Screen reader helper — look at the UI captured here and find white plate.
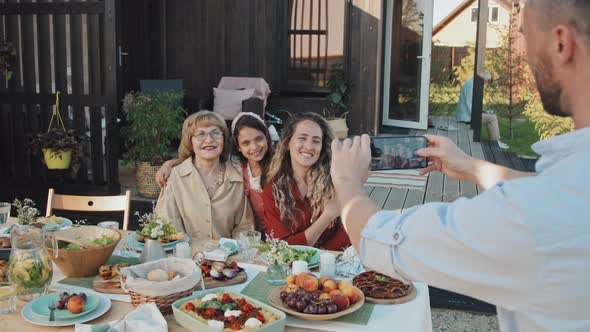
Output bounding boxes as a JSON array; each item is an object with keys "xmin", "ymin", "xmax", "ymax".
[{"xmin": 21, "ymin": 291, "xmax": 111, "ymax": 327}]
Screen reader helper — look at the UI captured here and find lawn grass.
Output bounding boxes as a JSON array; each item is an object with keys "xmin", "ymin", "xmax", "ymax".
[
  {"xmin": 430, "ymin": 84, "xmax": 540, "ymax": 157},
  {"xmin": 480, "ymin": 115, "xmax": 540, "ymax": 157}
]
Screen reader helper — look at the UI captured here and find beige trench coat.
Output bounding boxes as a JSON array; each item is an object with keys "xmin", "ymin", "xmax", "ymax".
[{"xmin": 155, "ymin": 158, "xmax": 254, "ymax": 240}]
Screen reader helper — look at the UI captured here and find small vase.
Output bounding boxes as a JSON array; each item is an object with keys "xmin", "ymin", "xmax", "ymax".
[
  {"xmin": 266, "ymin": 261, "xmax": 287, "ymax": 286},
  {"xmin": 139, "ymin": 239, "xmax": 167, "ymax": 263}
]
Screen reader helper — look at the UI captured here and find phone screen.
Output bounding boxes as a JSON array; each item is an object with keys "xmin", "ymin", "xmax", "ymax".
[{"xmin": 370, "ymin": 136, "xmax": 428, "ymax": 170}]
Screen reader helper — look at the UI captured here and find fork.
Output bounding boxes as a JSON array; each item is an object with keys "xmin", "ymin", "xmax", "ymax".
[{"xmin": 48, "ymin": 300, "xmax": 56, "ymax": 322}]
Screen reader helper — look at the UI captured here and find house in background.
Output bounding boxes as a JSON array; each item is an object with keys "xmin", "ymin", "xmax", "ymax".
[
  {"xmin": 433, "ymin": 0, "xmax": 515, "ymax": 49},
  {"xmin": 430, "ymin": 0, "xmax": 524, "ymax": 82}
]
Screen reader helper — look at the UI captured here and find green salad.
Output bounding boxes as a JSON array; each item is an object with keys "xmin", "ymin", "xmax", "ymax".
[
  {"xmin": 61, "ymin": 235, "xmax": 116, "ymax": 250},
  {"xmin": 285, "ymin": 247, "xmax": 316, "ymax": 263}
]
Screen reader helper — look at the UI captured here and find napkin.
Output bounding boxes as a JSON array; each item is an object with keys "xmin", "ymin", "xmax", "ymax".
[
  {"xmin": 75, "ymin": 303, "xmax": 166, "ymax": 332},
  {"xmin": 218, "ymin": 238, "xmax": 239, "ymax": 255},
  {"xmin": 204, "ymin": 248, "xmax": 229, "ymax": 262},
  {"xmin": 0, "ymin": 224, "xmax": 14, "ymax": 235},
  {"xmin": 336, "ymin": 246, "xmax": 365, "ymax": 277}
]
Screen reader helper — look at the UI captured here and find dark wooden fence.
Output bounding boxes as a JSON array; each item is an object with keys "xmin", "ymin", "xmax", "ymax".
[{"xmin": 0, "ymin": 0, "xmax": 119, "ymax": 196}]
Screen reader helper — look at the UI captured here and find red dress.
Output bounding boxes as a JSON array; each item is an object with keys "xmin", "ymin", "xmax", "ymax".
[{"xmin": 262, "ymin": 182, "xmax": 351, "ymax": 251}]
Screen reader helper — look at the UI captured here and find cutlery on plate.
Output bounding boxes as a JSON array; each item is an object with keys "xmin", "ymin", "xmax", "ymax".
[{"xmin": 48, "ymin": 300, "xmax": 56, "ymax": 322}]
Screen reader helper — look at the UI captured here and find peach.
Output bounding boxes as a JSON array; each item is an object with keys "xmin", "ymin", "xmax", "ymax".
[
  {"xmin": 302, "ymin": 277, "xmax": 319, "ymax": 292},
  {"xmin": 331, "ymin": 294, "xmax": 350, "ymax": 311},
  {"xmin": 342, "ymin": 286, "xmax": 363, "ymax": 304},
  {"xmin": 295, "ymin": 273, "xmax": 309, "ymax": 288},
  {"xmin": 328, "ymin": 289, "xmax": 342, "ymax": 297},
  {"xmin": 319, "ymin": 292, "xmax": 331, "ymax": 300},
  {"xmin": 66, "ymin": 295, "xmax": 86, "ymax": 314},
  {"xmin": 338, "ymin": 280, "xmax": 353, "ymax": 291},
  {"xmin": 286, "ymin": 274, "xmax": 297, "ymax": 286},
  {"xmin": 318, "ymin": 276, "xmax": 330, "ymax": 285},
  {"xmin": 322, "ymin": 278, "xmax": 338, "ymax": 293}
]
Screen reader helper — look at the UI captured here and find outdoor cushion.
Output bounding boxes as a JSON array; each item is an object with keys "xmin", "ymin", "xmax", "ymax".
[{"xmin": 213, "ymin": 88, "xmax": 255, "ymax": 120}]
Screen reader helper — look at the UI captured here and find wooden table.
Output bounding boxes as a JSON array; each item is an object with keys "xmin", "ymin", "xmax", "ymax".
[{"xmin": 0, "ymin": 217, "xmax": 322, "ymax": 331}]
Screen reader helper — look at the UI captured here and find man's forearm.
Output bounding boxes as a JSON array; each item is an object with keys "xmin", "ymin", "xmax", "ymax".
[
  {"xmin": 472, "ymin": 159, "xmax": 535, "ymax": 190},
  {"xmin": 334, "ymin": 180, "xmax": 380, "ymax": 253}
]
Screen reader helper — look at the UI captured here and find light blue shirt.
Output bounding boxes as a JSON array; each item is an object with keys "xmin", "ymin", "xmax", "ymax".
[
  {"xmin": 456, "ymin": 78, "xmax": 474, "ymax": 122},
  {"xmin": 360, "ymin": 127, "xmax": 590, "ymax": 332}
]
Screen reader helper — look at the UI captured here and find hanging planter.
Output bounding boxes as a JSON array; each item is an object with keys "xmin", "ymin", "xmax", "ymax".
[
  {"xmin": 0, "ymin": 41, "xmax": 17, "ymax": 81},
  {"xmin": 42, "ymin": 148, "xmax": 72, "ymax": 169},
  {"xmin": 29, "ymin": 91, "xmax": 88, "ymax": 172}
]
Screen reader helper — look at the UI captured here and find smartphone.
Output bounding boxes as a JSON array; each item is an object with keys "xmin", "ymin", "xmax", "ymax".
[{"xmin": 370, "ymin": 136, "xmax": 428, "ymax": 170}]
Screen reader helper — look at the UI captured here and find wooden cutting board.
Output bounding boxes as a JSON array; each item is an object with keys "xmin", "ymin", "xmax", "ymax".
[
  {"xmin": 92, "ymin": 276, "xmax": 127, "ymax": 294},
  {"xmin": 195, "ymin": 270, "xmax": 248, "ymax": 290},
  {"xmin": 92, "ymin": 270, "xmax": 248, "ymax": 294},
  {"xmin": 363, "ymin": 284, "xmax": 417, "ymax": 305}
]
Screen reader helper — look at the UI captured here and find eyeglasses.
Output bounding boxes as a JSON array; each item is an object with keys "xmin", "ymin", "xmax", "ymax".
[{"xmin": 192, "ymin": 130, "xmax": 223, "ymax": 142}]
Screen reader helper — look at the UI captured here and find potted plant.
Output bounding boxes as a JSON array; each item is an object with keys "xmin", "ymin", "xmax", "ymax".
[
  {"xmin": 0, "ymin": 41, "xmax": 17, "ymax": 80},
  {"xmin": 29, "ymin": 92, "xmax": 89, "ymax": 171},
  {"xmin": 323, "ymin": 64, "xmax": 352, "ymax": 139},
  {"xmin": 122, "ymin": 90, "xmax": 186, "ymax": 198}
]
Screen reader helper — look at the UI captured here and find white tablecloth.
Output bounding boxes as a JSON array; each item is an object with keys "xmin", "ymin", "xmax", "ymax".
[{"xmin": 52, "ymin": 262, "xmax": 432, "ymax": 332}]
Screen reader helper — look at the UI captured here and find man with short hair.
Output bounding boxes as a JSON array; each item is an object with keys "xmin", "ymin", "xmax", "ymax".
[{"xmin": 331, "ymin": 1, "xmax": 590, "ymax": 330}]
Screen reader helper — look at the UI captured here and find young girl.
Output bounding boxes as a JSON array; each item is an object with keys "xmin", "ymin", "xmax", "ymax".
[
  {"xmin": 156, "ymin": 112, "xmax": 273, "ymax": 233},
  {"xmin": 262, "ymin": 112, "xmax": 350, "ymax": 250},
  {"xmin": 230, "ymin": 112, "xmax": 273, "ymax": 233}
]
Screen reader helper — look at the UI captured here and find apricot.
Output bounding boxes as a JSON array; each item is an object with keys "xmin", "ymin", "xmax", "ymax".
[
  {"xmin": 342, "ymin": 286, "xmax": 363, "ymax": 304},
  {"xmin": 295, "ymin": 273, "xmax": 309, "ymax": 288},
  {"xmin": 322, "ymin": 278, "xmax": 338, "ymax": 293},
  {"xmin": 338, "ymin": 280, "xmax": 353, "ymax": 291},
  {"xmin": 66, "ymin": 295, "xmax": 86, "ymax": 314},
  {"xmin": 328, "ymin": 289, "xmax": 342, "ymax": 297},
  {"xmin": 319, "ymin": 292, "xmax": 331, "ymax": 300},
  {"xmin": 302, "ymin": 277, "xmax": 319, "ymax": 292},
  {"xmin": 331, "ymin": 294, "xmax": 350, "ymax": 311},
  {"xmin": 318, "ymin": 276, "xmax": 330, "ymax": 285},
  {"xmin": 286, "ymin": 274, "xmax": 297, "ymax": 286}
]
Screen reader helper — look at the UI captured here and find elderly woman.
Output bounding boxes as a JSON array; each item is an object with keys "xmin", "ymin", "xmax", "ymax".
[{"xmin": 155, "ymin": 111, "xmax": 254, "ymax": 240}]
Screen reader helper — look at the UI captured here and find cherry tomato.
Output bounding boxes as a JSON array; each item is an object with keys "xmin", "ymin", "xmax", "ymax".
[
  {"xmin": 241, "ymin": 303, "xmax": 253, "ymax": 312},
  {"xmin": 256, "ymin": 314, "xmax": 266, "ymax": 323},
  {"xmin": 229, "ymin": 261, "xmax": 238, "ymax": 269},
  {"xmin": 184, "ymin": 302, "xmax": 195, "ymax": 311},
  {"xmin": 231, "ymin": 322, "xmax": 242, "ymax": 330}
]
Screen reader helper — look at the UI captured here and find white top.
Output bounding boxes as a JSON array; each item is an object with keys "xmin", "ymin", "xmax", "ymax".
[{"xmin": 360, "ymin": 127, "xmax": 590, "ymax": 332}]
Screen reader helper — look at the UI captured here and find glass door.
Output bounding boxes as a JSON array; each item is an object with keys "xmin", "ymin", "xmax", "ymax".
[{"xmin": 382, "ymin": 0, "xmax": 433, "ymax": 129}]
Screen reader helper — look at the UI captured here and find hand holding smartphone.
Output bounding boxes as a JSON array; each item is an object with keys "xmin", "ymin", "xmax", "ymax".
[{"xmin": 370, "ymin": 136, "xmax": 428, "ymax": 170}]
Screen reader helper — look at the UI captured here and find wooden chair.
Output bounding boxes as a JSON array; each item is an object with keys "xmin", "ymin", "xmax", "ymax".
[{"xmin": 46, "ymin": 189, "xmax": 132, "ymax": 230}]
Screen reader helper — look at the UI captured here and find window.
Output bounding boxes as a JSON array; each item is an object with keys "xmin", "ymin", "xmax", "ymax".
[
  {"xmin": 490, "ymin": 7, "xmax": 499, "ymax": 22},
  {"xmin": 470, "ymin": 8, "xmax": 478, "ymax": 23},
  {"xmin": 470, "ymin": 6, "xmax": 500, "ymax": 23},
  {"xmin": 286, "ymin": 0, "xmax": 348, "ymax": 92}
]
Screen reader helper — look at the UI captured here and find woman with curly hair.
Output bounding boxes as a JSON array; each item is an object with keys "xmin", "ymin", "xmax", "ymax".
[{"xmin": 262, "ymin": 112, "xmax": 351, "ymax": 250}]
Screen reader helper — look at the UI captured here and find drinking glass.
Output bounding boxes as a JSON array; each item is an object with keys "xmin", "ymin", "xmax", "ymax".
[
  {"xmin": 0, "ymin": 281, "xmax": 16, "ymax": 314},
  {"xmin": 0, "ymin": 203, "xmax": 10, "ymax": 225},
  {"xmin": 238, "ymin": 230, "xmax": 261, "ymax": 263}
]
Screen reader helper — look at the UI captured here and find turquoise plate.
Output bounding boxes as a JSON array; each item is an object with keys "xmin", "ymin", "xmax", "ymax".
[
  {"xmin": 127, "ymin": 233, "xmax": 188, "ymax": 251},
  {"xmin": 289, "ymin": 245, "xmax": 322, "ymax": 268},
  {"xmin": 38, "ymin": 217, "xmax": 73, "ymax": 231},
  {"xmin": 22, "ymin": 292, "xmax": 111, "ymax": 327},
  {"xmin": 30, "ymin": 291, "xmax": 100, "ymax": 320}
]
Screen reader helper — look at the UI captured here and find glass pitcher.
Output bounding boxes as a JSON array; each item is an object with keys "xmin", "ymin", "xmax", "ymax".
[{"xmin": 8, "ymin": 226, "xmax": 53, "ymax": 301}]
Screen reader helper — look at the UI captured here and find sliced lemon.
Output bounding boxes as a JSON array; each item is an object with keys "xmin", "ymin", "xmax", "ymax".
[{"xmin": 0, "ymin": 285, "xmax": 16, "ymax": 299}]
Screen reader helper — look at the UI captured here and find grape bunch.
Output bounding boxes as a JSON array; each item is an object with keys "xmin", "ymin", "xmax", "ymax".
[
  {"xmin": 56, "ymin": 292, "xmax": 87, "ymax": 310},
  {"xmin": 280, "ymin": 290, "xmax": 339, "ymax": 315}
]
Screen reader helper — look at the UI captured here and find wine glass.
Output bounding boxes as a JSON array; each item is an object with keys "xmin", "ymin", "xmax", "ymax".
[{"xmin": 238, "ymin": 230, "xmax": 261, "ymax": 263}]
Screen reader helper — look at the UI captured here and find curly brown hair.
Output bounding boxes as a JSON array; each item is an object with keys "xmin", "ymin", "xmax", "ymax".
[
  {"xmin": 266, "ymin": 112, "xmax": 335, "ymax": 230},
  {"xmin": 178, "ymin": 111, "xmax": 230, "ymax": 162}
]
